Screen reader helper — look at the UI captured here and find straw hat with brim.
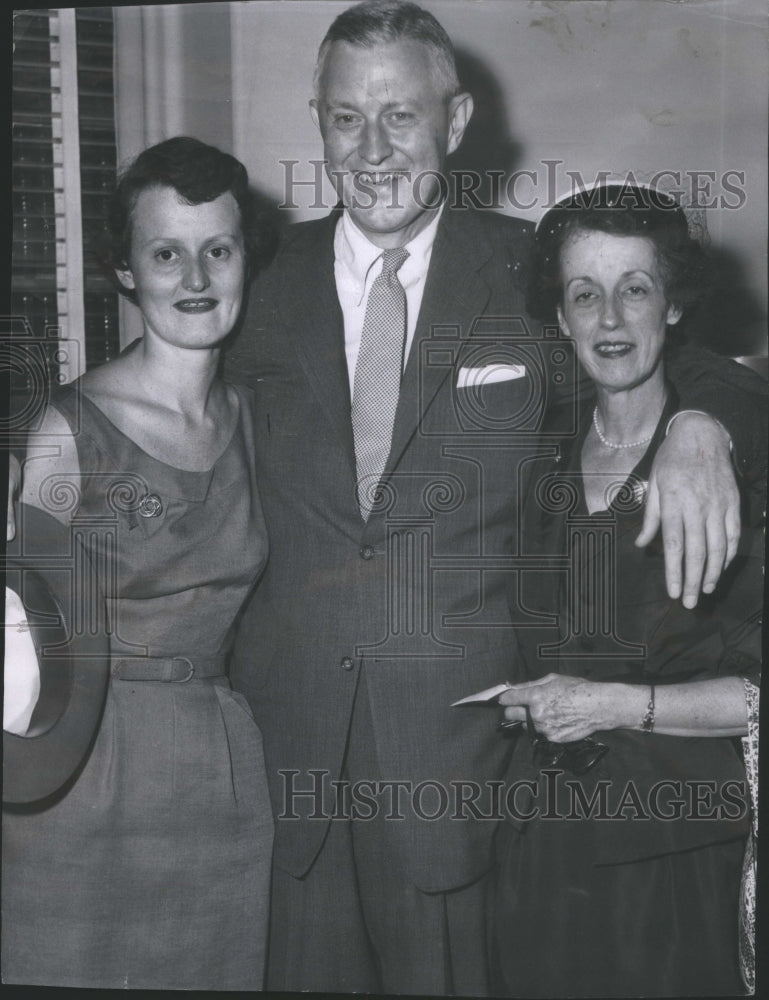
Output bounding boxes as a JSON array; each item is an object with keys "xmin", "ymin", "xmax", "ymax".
[{"xmin": 3, "ymin": 503, "xmax": 110, "ymax": 804}]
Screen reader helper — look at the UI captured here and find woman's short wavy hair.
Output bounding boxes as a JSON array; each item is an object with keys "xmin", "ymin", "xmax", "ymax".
[
  {"xmin": 527, "ymin": 184, "xmax": 712, "ymax": 325},
  {"xmin": 102, "ymin": 137, "xmax": 265, "ymax": 298}
]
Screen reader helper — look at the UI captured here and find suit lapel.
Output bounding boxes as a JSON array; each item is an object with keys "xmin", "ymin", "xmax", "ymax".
[
  {"xmin": 274, "ymin": 210, "xmax": 498, "ymax": 488},
  {"xmin": 387, "ymin": 210, "xmax": 494, "ymax": 473},
  {"xmin": 277, "ymin": 212, "xmax": 356, "ymax": 473}
]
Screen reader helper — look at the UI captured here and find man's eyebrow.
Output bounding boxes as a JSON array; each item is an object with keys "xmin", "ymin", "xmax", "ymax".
[{"xmin": 324, "ymin": 98, "xmax": 419, "ymax": 111}]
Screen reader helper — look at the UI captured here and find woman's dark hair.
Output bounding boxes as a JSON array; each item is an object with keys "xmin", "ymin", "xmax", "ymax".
[
  {"xmin": 102, "ymin": 137, "xmax": 267, "ymax": 297},
  {"xmin": 527, "ymin": 184, "xmax": 712, "ymax": 325}
]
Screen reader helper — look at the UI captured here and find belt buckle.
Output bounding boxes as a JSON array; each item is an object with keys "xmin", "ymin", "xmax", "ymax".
[{"xmin": 174, "ymin": 656, "xmax": 195, "ymax": 682}]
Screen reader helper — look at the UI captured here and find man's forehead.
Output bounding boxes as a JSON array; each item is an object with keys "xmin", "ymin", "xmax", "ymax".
[{"xmin": 319, "ymin": 38, "xmax": 439, "ymax": 100}]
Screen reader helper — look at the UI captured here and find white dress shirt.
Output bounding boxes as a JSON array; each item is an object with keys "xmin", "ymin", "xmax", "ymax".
[{"xmin": 334, "ymin": 206, "xmax": 443, "ymax": 396}]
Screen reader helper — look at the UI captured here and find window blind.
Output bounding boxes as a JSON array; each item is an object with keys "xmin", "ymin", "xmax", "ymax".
[{"xmin": 11, "ymin": 6, "xmax": 119, "ymax": 420}]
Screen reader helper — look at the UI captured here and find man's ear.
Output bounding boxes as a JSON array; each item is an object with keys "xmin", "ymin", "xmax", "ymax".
[
  {"xmin": 309, "ymin": 99, "xmax": 321, "ymax": 133},
  {"xmin": 556, "ymin": 305, "xmax": 571, "ymax": 337},
  {"xmin": 446, "ymin": 92, "xmax": 473, "ymax": 156},
  {"xmin": 114, "ymin": 267, "xmax": 135, "ymax": 292}
]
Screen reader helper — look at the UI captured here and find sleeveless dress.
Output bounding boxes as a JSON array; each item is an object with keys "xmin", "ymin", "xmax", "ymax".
[{"xmin": 2, "ymin": 382, "xmax": 273, "ymax": 990}]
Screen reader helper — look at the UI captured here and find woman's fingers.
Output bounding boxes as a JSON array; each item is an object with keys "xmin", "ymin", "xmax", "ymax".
[{"xmin": 498, "ymin": 674, "xmax": 560, "ymax": 704}]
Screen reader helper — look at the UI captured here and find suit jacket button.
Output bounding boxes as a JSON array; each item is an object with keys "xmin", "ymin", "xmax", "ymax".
[
  {"xmin": 359, "ymin": 546, "xmax": 375, "ymax": 560},
  {"xmin": 340, "ymin": 657, "xmax": 355, "ymax": 671}
]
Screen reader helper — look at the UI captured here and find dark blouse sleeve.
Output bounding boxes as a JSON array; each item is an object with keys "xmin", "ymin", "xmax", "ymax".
[
  {"xmin": 665, "ymin": 338, "xmax": 769, "ymax": 476},
  {"xmin": 714, "ymin": 425, "xmax": 765, "ymax": 688},
  {"xmin": 645, "ymin": 382, "xmax": 765, "ymax": 689}
]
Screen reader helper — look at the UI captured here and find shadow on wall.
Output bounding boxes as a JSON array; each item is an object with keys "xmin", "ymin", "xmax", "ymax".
[
  {"xmin": 689, "ymin": 246, "xmax": 767, "ymax": 363},
  {"xmin": 448, "ymin": 48, "xmax": 522, "ymax": 210},
  {"xmin": 449, "ymin": 49, "xmax": 767, "ymax": 368},
  {"xmin": 248, "ymin": 184, "xmax": 285, "ymax": 274}
]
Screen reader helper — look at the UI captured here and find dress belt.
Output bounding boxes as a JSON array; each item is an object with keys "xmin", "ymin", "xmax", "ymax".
[{"xmin": 110, "ymin": 654, "xmax": 227, "ymax": 683}]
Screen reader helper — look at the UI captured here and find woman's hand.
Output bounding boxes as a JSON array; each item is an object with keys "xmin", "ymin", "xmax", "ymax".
[
  {"xmin": 499, "ymin": 674, "xmax": 637, "ymax": 743},
  {"xmin": 500, "ymin": 675, "xmax": 752, "ymax": 741}
]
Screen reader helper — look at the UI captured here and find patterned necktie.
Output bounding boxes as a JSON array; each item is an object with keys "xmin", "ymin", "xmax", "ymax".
[{"xmin": 352, "ymin": 247, "xmax": 410, "ymax": 520}]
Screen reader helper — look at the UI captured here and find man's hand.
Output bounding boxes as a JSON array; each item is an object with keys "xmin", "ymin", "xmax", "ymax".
[
  {"xmin": 7, "ymin": 453, "xmax": 21, "ymax": 541},
  {"xmin": 636, "ymin": 413, "xmax": 740, "ymax": 608}
]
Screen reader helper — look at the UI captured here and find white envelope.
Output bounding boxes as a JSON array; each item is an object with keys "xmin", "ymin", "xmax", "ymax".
[
  {"xmin": 451, "ymin": 682, "xmax": 512, "ymax": 706},
  {"xmin": 456, "ymin": 364, "xmax": 526, "ymax": 389}
]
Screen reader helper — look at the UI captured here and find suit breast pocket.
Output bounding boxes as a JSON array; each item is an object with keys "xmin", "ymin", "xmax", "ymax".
[{"xmin": 453, "ymin": 375, "xmax": 542, "ymax": 434}]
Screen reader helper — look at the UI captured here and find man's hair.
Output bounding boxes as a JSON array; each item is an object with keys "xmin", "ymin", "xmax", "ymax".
[{"xmin": 314, "ymin": 0, "xmax": 460, "ymax": 101}]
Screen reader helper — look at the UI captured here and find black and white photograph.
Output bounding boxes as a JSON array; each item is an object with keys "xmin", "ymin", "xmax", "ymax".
[{"xmin": 3, "ymin": 1, "xmax": 767, "ymax": 995}]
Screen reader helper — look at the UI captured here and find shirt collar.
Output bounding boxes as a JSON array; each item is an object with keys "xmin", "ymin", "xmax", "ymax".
[{"xmin": 336, "ymin": 204, "xmax": 444, "ymax": 291}]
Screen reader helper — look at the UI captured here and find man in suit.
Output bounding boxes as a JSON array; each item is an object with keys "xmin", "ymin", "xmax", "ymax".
[{"xmin": 223, "ymin": 1, "xmax": 749, "ymax": 994}]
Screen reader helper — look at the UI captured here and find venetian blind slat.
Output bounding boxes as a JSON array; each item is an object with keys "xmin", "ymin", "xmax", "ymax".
[
  {"xmin": 11, "ymin": 6, "xmax": 120, "ymax": 403},
  {"xmin": 76, "ymin": 7, "xmax": 119, "ymax": 368},
  {"xmin": 11, "ymin": 9, "xmax": 60, "ymax": 413}
]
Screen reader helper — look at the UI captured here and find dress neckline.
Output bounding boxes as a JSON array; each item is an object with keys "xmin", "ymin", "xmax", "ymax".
[
  {"xmin": 70, "ymin": 384, "xmax": 243, "ymax": 475},
  {"xmin": 565, "ymin": 385, "xmax": 679, "ymax": 518}
]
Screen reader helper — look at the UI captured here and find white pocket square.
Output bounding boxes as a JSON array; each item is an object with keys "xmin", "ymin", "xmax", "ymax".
[{"xmin": 456, "ymin": 364, "xmax": 526, "ymax": 389}]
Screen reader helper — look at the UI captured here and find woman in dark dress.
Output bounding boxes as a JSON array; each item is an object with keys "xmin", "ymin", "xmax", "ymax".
[
  {"xmin": 2, "ymin": 138, "xmax": 274, "ymax": 989},
  {"xmin": 494, "ymin": 185, "xmax": 764, "ymax": 997}
]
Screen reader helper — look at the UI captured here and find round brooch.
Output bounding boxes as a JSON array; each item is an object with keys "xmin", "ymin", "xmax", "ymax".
[{"xmin": 137, "ymin": 493, "xmax": 163, "ymax": 518}]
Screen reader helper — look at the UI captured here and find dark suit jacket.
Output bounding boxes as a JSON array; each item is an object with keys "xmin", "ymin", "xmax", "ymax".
[
  {"xmin": 223, "ymin": 205, "xmax": 765, "ymax": 890},
  {"xmin": 224, "ymin": 207, "xmax": 556, "ymax": 890}
]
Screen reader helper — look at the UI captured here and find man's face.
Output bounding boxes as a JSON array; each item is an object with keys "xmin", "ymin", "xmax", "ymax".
[{"xmin": 310, "ymin": 39, "xmax": 472, "ymax": 248}]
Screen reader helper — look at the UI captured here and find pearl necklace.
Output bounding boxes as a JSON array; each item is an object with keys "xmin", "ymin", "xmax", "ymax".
[{"xmin": 592, "ymin": 407, "xmax": 654, "ymax": 450}]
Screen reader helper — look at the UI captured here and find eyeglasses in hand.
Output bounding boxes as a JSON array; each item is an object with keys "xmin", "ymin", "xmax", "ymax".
[{"xmin": 526, "ymin": 706, "xmax": 608, "ymax": 776}]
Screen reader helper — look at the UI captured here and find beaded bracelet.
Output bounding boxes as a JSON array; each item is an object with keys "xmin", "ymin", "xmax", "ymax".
[{"xmin": 641, "ymin": 685, "xmax": 655, "ymax": 733}]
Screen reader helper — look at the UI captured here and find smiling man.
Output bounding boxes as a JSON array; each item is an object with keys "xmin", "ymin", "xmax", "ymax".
[
  {"xmin": 222, "ymin": 1, "xmax": 759, "ymax": 994},
  {"xmin": 310, "ymin": 33, "xmax": 472, "ymax": 246}
]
